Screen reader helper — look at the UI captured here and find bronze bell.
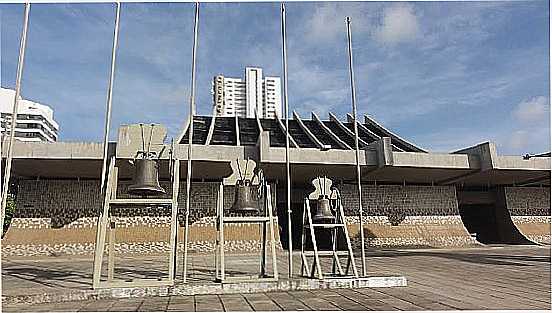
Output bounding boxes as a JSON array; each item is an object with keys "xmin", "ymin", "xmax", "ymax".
[
  {"xmin": 230, "ymin": 179, "xmax": 259, "ymax": 214},
  {"xmin": 128, "ymin": 158, "xmax": 166, "ymax": 196},
  {"xmin": 312, "ymin": 195, "xmax": 334, "ymax": 222}
]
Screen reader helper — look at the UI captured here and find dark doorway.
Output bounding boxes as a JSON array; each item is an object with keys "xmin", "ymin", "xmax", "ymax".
[
  {"xmin": 277, "ymin": 200, "xmax": 347, "ymax": 250},
  {"xmin": 457, "ymin": 187, "xmax": 534, "ymax": 245},
  {"xmin": 276, "ymin": 202, "xmax": 303, "ymax": 250}
]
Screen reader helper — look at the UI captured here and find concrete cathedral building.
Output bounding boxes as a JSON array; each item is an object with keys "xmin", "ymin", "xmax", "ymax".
[
  {"xmin": 212, "ymin": 67, "xmax": 282, "ymax": 119},
  {"xmin": 1, "ymin": 109, "xmax": 550, "ymax": 257},
  {"xmin": 0, "ymin": 87, "xmax": 59, "ymax": 142}
]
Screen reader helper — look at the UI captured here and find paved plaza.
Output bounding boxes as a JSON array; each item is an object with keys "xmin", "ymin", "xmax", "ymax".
[{"xmin": 2, "ymin": 245, "xmax": 551, "ymax": 311}]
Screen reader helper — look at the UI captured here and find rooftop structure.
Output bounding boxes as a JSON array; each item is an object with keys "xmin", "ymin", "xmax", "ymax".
[
  {"xmin": 0, "ymin": 88, "xmax": 59, "ymax": 142},
  {"xmin": 179, "ymin": 112, "xmax": 425, "ymax": 152}
]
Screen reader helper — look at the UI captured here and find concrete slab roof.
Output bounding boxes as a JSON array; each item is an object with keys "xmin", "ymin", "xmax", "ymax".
[{"xmin": 3, "ymin": 121, "xmax": 550, "ymax": 187}]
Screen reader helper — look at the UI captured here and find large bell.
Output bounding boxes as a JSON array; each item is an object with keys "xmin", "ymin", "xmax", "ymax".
[
  {"xmin": 128, "ymin": 158, "xmax": 166, "ymax": 196},
  {"xmin": 312, "ymin": 196, "xmax": 335, "ymax": 222},
  {"xmin": 230, "ymin": 179, "xmax": 260, "ymax": 214}
]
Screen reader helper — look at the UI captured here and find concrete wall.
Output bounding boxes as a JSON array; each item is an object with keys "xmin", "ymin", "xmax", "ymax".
[{"xmin": 505, "ymin": 187, "xmax": 551, "ymax": 244}]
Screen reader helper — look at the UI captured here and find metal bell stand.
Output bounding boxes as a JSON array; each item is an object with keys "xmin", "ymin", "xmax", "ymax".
[
  {"xmin": 214, "ymin": 170, "xmax": 279, "ymax": 283},
  {"xmin": 300, "ymin": 178, "xmax": 358, "ymax": 280},
  {"xmin": 92, "ymin": 154, "xmax": 180, "ymax": 289}
]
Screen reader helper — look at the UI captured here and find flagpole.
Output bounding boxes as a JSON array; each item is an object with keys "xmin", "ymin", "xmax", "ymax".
[
  {"xmin": 1, "ymin": 2, "xmax": 30, "ymax": 229},
  {"xmin": 183, "ymin": 1, "xmax": 199, "ymax": 283},
  {"xmin": 346, "ymin": 16, "xmax": 367, "ymax": 276},
  {"xmin": 281, "ymin": 3, "xmax": 293, "ymax": 278},
  {"xmin": 0, "ymin": 3, "xmax": 30, "ymax": 308},
  {"xmin": 93, "ymin": 1, "xmax": 120, "ymax": 289},
  {"xmin": 99, "ymin": 1, "xmax": 120, "ymax": 196}
]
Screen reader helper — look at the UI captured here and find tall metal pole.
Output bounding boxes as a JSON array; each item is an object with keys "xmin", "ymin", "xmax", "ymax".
[
  {"xmin": 183, "ymin": 1, "xmax": 199, "ymax": 283},
  {"xmin": 1, "ymin": 2, "xmax": 30, "ymax": 232},
  {"xmin": 0, "ymin": 4, "xmax": 30, "ymax": 309},
  {"xmin": 280, "ymin": 3, "xmax": 293, "ymax": 278},
  {"xmin": 99, "ymin": 2, "xmax": 121, "ymax": 196},
  {"xmin": 346, "ymin": 16, "xmax": 367, "ymax": 276},
  {"xmin": 92, "ymin": 2, "xmax": 120, "ymax": 288}
]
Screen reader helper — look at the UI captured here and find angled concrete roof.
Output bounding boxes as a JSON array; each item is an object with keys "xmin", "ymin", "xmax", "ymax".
[
  {"xmin": 178, "ymin": 113, "xmax": 426, "ymax": 152},
  {"xmin": 3, "ymin": 112, "xmax": 550, "ymax": 187}
]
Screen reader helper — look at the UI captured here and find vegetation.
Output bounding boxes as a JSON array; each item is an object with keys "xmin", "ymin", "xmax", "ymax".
[{"xmin": 2, "ymin": 196, "xmax": 16, "ymax": 238}]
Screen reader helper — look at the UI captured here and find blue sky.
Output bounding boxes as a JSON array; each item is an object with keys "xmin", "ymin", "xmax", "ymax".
[{"xmin": 1, "ymin": 1, "xmax": 550, "ymax": 154}]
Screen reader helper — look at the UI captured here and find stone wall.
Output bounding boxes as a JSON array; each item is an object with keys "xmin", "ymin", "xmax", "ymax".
[
  {"xmin": 3, "ymin": 180, "xmax": 482, "ymax": 256},
  {"xmin": 3, "ymin": 180, "xmax": 280, "ymax": 256},
  {"xmin": 505, "ymin": 187, "xmax": 551, "ymax": 244},
  {"xmin": 339, "ymin": 184, "xmax": 477, "ymax": 248}
]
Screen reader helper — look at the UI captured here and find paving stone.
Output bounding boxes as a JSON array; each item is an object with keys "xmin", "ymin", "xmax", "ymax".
[{"xmin": 2, "ymin": 245, "xmax": 550, "ymax": 311}]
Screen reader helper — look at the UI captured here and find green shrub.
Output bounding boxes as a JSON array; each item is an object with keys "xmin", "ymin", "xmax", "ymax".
[{"xmin": 2, "ymin": 196, "xmax": 16, "ymax": 238}]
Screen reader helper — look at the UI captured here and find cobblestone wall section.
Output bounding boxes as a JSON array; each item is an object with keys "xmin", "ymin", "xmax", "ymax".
[
  {"xmin": 6, "ymin": 180, "xmax": 473, "ymax": 256},
  {"xmin": 338, "ymin": 185, "xmax": 458, "ymax": 226},
  {"xmin": 505, "ymin": 186, "xmax": 551, "ymax": 245},
  {"xmin": 504, "ymin": 187, "xmax": 550, "ymax": 216}
]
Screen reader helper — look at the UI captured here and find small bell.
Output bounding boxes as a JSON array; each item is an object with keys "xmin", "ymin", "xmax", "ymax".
[
  {"xmin": 312, "ymin": 195, "xmax": 334, "ymax": 222},
  {"xmin": 128, "ymin": 158, "xmax": 166, "ymax": 196},
  {"xmin": 230, "ymin": 179, "xmax": 259, "ymax": 214}
]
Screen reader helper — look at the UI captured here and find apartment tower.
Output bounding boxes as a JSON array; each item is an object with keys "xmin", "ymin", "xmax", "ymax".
[{"xmin": 212, "ymin": 67, "xmax": 282, "ymax": 119}]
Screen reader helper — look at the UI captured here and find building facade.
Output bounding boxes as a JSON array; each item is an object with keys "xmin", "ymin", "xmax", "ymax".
[
  {"xmin": 2, "ymin": 113, "xmax": 550, "ymax": 257},
  {"xmin": 0, "ymin": 88, "xmax": 59, "ymax": 142},
  {"xmin": 212, "ymin": 67, "xmax": 282, "ymax": 119}
]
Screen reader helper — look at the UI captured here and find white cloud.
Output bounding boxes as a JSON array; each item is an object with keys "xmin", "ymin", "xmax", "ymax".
[
  {"xmin": 512, "ymin": 96, "xmax": 549, "ymax": 124},
  {"xmin": 303, "ymin": 3, "xmax": 371, "ymax": 44},
  {"xmin": 374, "ymin": 4, "xmax": 420, "ymax": 45},
  {"xmin": 501, "ymin": 96, "xmax": 551, "ymax": 153},
  {"xmin": 508, "ymin": 130, "xmax": 530, "ymax": 150}
]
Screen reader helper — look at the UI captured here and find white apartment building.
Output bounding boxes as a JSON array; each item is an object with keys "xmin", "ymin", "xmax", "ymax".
[
  {"xmin": 212, "ymin": 67, "xmax": 282, "ymax": 119},
  {"xmin": 0, "ymin": 88, "xmax": 59, "ymax": 142}
]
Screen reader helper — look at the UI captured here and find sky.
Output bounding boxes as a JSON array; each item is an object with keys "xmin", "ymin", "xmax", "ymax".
[{"xmin": 1, "ymin": 1, "xmax": 550, "ymax": 155}]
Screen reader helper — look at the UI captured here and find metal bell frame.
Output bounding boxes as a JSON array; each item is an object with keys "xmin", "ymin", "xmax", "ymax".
[
  {"xmin": 300, "ymin": 178, "xmax": 358, "ymax": 280},
  {"xmin": 92, "ymin": 148, "xmax": 181, "ymax": 289},
  {"xmin": 215, "ymin": 169, "xmax": 279, "ymax": 283}
]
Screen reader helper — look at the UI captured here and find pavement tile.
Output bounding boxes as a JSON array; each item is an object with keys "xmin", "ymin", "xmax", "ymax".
[{"xmin": 2, "ymin": 246, "xmax": 550, "ymax": 311}]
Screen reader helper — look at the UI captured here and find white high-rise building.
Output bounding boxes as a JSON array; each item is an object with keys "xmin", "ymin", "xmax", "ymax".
[
  {"xmin": 0, "ymin": 88, "xmax": 59, "ymax": 142},
  {"xmin": 212, "ymin": 67, "xmax": 282, "ymax": 119}
]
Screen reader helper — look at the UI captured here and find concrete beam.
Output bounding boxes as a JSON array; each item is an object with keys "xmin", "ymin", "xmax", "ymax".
[
  {"xmin": 392, "ymin": 151, "xmax": 477, "ymax": 170},
  {"xmin": 363, "ymin": 115, "xmax": 426, "ymax": 153},
  {"xmin": 2, "ymin": 139, "xmax": 104, "ymax": 159},
  {"xmin": 259, "ymin": 130, "xmax": 377, "ymax": 165},
  {"xmin": 495, "ymin": 155, "xmax": 551, "ymax": 171},
  {"xmin": 516, "ymin": 174, "xmax": 551, "ymax": 187},
  {"xmin": 293, "ymin": 111, "xmax": 324, "ymax": 149},
  {"xmin": 205, "ymin": 116, "xmax": 216, "ymax": 145},
  {"xmin": 234, "ymin": 115, "xmax": 241, "ymax": 146},
  {"xmin": 274, "ymin": 114, "xmax": 298, "ymax": 148},
  {"xmin": 452, "ymin": 141, "xmax": 497, "ymax": 172},
  {"xmin": 367, "ymin": 137, "xmax": 393, "ymax": 168},
  {"xmin": 345, "ymin": 113, "xmax": 382, "ymax": 142},
  {"xmin": 311, "ymin": 112, "xmax": 351, "ymax": 150},
  {"xmin": 328, "ymin": 112, "xmax": 370, "ymax": 148}
]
